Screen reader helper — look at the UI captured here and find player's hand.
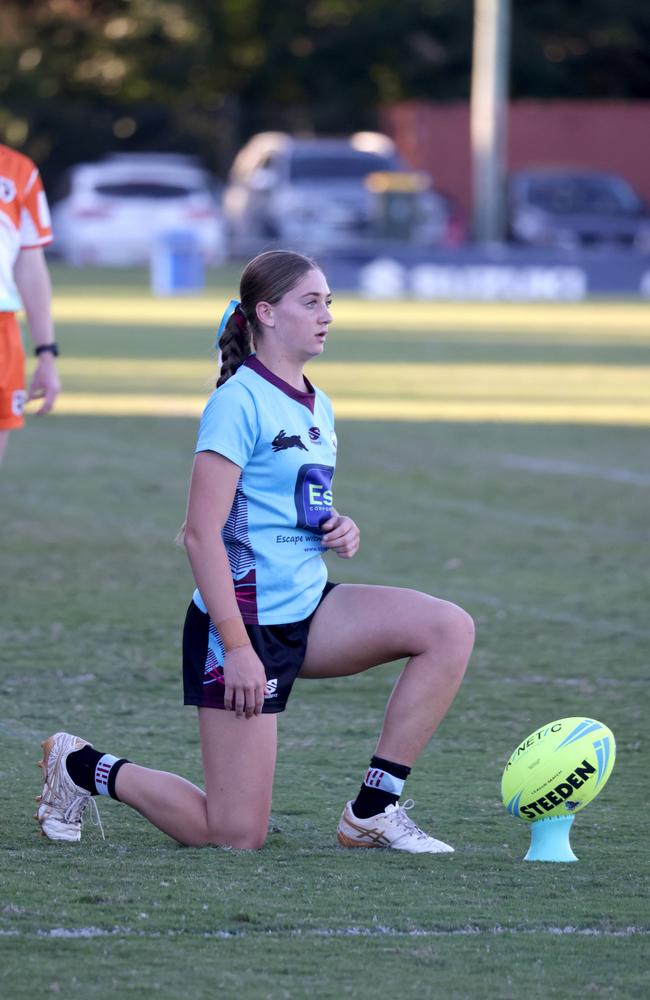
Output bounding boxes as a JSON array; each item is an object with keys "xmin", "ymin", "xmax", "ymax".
[
  {"xmin": 27, "ymin": 356, "xmax": 61, "ymax": 415},
  {"xmin": 223, "ymin": 645, "xmax": 267, "ymax": 718},
  {"xmin": 320, "ymin": 513, "xmax": 360, "ymax": 558}
]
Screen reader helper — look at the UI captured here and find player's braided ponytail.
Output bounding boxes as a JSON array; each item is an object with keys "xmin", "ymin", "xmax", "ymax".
[{"xmin": 217, "ymin": 306, "xmax": 251, "ymax": 387}]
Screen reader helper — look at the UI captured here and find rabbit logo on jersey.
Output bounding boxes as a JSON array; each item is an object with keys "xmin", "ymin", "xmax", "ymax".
[{"xmin": 294, "ymin": 464, "xmax": 334, "ymax": 532}]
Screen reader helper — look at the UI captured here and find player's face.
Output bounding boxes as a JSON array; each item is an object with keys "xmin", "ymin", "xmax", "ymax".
[{"xmin": 265, "ymin": 268, "xmax": 333, "ymax": 361}]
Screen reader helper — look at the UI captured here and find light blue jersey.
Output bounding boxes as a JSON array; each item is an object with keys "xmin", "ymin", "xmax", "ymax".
[{"xmin": 192, "ymin": 356, "xmax": 337, "ymax": 624}]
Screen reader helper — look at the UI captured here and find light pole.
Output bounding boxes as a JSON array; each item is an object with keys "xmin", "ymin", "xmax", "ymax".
[{"xmin": 470, "ymin": 0, "xmax": 511, "ymax": 243}]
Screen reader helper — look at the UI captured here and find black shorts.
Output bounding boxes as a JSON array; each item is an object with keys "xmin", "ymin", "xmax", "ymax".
[{"xmin": 182, "ymin": 582, "xmax": 337, "ymax": 714}]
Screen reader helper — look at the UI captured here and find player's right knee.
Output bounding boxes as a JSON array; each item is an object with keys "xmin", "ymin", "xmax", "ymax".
[{"xmin": 427, "ymin": 600, "xmax": 475, "ymax": 662}]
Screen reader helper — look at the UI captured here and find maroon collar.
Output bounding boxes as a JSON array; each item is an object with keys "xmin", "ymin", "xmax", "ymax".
[{"xmin": 244, "ymin": 355, "xmax": 315, "ymax": 413}]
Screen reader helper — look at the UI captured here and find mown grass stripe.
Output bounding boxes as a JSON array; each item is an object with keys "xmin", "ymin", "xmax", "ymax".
[{"xmin": 35, "ymin": 392, "xmax": 650, "ymax": 425}]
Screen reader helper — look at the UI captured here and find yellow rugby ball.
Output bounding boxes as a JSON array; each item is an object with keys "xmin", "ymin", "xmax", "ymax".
[{"xmin": 502, "ymin": 717, "xmax": 616, "ymax": 822}]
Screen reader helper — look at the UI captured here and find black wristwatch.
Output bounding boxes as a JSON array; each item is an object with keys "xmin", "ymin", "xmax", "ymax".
[{"xmin": 34, "ymin": 343, "xmax": 59, "ymax": 357}]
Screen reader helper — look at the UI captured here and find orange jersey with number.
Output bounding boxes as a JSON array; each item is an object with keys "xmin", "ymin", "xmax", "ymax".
[{"xmin": 0, "ymin": 144, "xmax": 53, "ymax": 313}]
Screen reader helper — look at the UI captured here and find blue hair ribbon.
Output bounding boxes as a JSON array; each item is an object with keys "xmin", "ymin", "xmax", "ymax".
[{"xmin": 215, "ymin": 299, "xmax": 240, "ymax": 350}]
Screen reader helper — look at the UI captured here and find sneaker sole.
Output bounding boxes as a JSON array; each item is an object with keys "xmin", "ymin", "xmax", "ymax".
[
  {"xmin": 338, "ymin": 829, "xmax": 454, "ymax": 854},
  {"xmin": 35, "ymin": 736, "xmax": 58, "ymax": 838},
  {"xmin": 38, "ymin": 734, "xmax": 57, "ymax": 774}
]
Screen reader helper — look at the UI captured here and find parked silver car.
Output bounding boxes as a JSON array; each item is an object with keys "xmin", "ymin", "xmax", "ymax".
[
  {"xmin": 508, "ymin": 168, "xmax": 650, "ymax": 252},
  {"xmin": 50, "ymin": 153, "xmax": 227, "ymax": 266},
  {"xmin": 223, "ymin": 132, "xmax": 456, "ymax": 255}
]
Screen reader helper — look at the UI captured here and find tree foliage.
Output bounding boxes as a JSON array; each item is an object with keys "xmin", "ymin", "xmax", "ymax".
[{"xmin": 1, "ymin": 0, "xmax": 649, "ymax": 188}]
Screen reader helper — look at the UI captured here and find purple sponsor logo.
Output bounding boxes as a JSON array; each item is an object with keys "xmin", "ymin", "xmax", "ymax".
[{"xmin": 294, "ymin": 464, "xmax": 334, "ymax": 532}]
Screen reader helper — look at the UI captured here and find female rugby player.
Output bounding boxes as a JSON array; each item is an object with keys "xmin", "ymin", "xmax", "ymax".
[{"xmin": 36, "ymin": 250, "xmax": 474, "ymax": 853}]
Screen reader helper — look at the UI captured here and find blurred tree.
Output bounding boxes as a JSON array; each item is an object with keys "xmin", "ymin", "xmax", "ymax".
[
  {"xmin": 1, "ymin": 0, "xmax": 649, "ymax": 190},
  {"xmin": 510, "ymin": 0, "xmax": 650, "ymax": 98}
]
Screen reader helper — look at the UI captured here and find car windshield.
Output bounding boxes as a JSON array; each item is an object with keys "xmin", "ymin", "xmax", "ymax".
[
  {"xmin": 289, "ymin": 152, "xmax": 396, "ymax": 181},
  {"xmin": 94, "ymin": 182, "xmax": 198, "ymax": 199},
  {"xmin": 525, "ymin": 177, "xmax": 641, "ymax": 216}
]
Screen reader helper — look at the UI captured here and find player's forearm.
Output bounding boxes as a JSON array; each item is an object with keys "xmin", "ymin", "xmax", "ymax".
[
  {"xmin": 13, "ymin": 248, "xmax": 55, "ymax": 347},
  {"xmin": 184, "ymin": 528, "xmax": 242, "ymax": 626}
]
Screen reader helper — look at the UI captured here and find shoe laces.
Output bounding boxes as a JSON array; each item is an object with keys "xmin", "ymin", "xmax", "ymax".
[
  {"xmin": 86, "ymin": 797, "xmax": 106, "ymax": 840},
  {"xmin": 64, "ymin": 791, "xmax": 105, "ymax": 840},
  {"xmin": 387, "ymin": 799, "xmax": 431, "ymax": 841}
]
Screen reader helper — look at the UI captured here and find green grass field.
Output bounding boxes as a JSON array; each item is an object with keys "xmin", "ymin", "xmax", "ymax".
[{"xmin": 1, "ymin": 264, "xmax": 649, "ymax": 999}]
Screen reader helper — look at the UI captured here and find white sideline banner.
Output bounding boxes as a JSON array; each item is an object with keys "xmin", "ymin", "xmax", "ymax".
[
  {"xmin": 359, "ymin": 258, "xmax": 587, "ymax": 301},
  {"xmin": 320, "ymin": 247, "xmax": 650, "ymax": 300}
]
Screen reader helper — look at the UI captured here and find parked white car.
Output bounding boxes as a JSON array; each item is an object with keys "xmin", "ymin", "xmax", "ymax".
[
  {"xmin": 50, "ymin": 153, "xmax": 227, "ymax": 266},
  {"xmin": 223, "ymin": 132, "xmax": 456, "ymax": 255}
]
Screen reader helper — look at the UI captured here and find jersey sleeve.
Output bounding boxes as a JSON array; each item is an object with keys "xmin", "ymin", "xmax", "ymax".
[
  {"xmin": 195, "ymin": 380, "xmax": 259, "ymax": 468},
  {"xmin": 19, "ymin": 167, "xmax": 52, "ymax": 248}
]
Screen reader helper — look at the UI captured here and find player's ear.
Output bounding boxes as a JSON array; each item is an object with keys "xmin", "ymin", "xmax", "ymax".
[{"xmin": 256, "ymin": 301, "xmax": 275, "ymax": 329}]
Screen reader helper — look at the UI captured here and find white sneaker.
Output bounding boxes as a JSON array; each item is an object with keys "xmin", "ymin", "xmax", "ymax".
[
  {"xmin": 337, "ymin": 798, "xmax": 454, "ymax": 854},
  {"xmin": 36, "ymin": 732, "xmax": 103, "ymax": 842}
]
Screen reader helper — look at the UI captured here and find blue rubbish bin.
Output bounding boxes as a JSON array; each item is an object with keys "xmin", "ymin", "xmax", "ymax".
[{"xmin": 151, "ymin": 229, "xmax": 205, "ymax": 296}]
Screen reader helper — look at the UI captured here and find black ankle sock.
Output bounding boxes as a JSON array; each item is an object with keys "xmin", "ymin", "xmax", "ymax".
[
  {"xmin": 66, "ymin": 745, "xmax": 103, "ymax": 795},
  {"xmin": 351, "ymin": 756, "xmax": 411, "ymax": 819},
  {"xmin": 66, "ymin": 746, "xmax": 130, "ymax": 801},
  {"xmin": 106, "ymin": 759, "xmax": 130, "ymax": 801}
]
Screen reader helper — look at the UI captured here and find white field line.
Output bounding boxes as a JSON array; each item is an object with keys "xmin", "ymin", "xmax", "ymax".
[
  {"xmin": 0, "ymin": 925, "xmax": 647, "ymax": 940},
  {"xmin": 500, "ymin": 454, "xmax": 650, "ymax": 487},
  {"xmin": 32, "ymin": 393, "xmax": 650, "ymax": 426},
  {"xmin": 46, "ymin": 296, "xmax": 650, "ymax": 336}
]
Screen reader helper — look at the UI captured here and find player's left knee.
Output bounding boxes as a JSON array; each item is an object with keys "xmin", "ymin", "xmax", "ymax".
[{"xmin": 428, "ymin": 600, "xmax": 475, "ymax": 668}]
